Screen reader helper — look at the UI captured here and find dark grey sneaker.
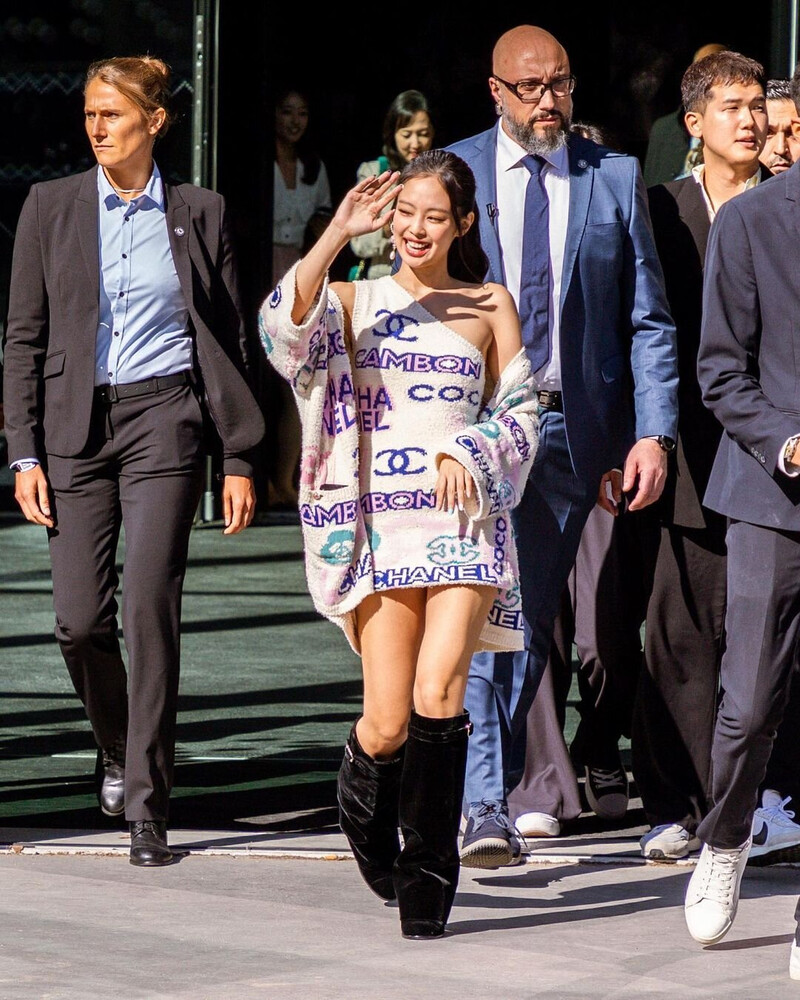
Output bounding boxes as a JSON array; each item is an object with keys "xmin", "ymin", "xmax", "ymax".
[
  {"xmin": 584, "ymin": 761, "xmax": 629, "ymax": 820},
  {"xmin": 459, "ymin": 799, "xmax": 523, "ymax": 869}
]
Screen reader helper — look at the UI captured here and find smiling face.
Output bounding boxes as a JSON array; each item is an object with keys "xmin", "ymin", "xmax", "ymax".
[
  {"xmin": 392, "ymin": 174, "xmax": 472, "ymax": 272},
  {"xmin": 685, "ymin": 81, "xmax": 767, "ymax": 173},
  {"xmin": 275, "ymin": 91, "xmax": 309, "ymax": 146},
  {"xmin": 84, "ymin": 77, "xmax": 163, "ymax": 178},
  {"xmin": 394, "ymin": 110, "xmax": 434, "ymax": 163}
]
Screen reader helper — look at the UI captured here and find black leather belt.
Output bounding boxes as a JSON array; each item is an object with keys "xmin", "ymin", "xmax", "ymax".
[
  {"xmin": 94, "ymin": 370, "xmax": 191, "ymax": 403},
  {"xmin": 537, "ymin": 390, "xmax": 563, "ymax": 411}
]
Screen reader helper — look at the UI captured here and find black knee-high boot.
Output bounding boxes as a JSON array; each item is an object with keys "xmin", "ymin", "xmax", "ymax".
[
  {"xmin": 337, "ymin": 718, "xmax": 405, "ymax": 901},
  {"xmin": 393, "ymin": 709, "xmax": 472, "ymax": 939}
]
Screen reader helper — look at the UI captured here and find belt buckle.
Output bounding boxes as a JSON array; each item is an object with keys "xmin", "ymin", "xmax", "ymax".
[{"xmin": 102, "ymin": 384, "xmax": 119, "ymax": 403}]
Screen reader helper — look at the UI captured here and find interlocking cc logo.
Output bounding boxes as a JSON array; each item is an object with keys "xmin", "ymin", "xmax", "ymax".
[
  {"xmin": 319, "ymin": 529, "xmax": 355, "ymax": 565},
  {"xmin": 373, "ymin": 309, "xmax": 419, "ymax": 342},
  {"xmin": 495, "ymin": 582, "xmax": 522, "ymax": 608},
  {"xmin": 373, "ymin": 447, "xmax": 427, "ymax": 477},
  {"xmin": 427, "ymin": 535, "xmax": 480, "ymax": 565}
]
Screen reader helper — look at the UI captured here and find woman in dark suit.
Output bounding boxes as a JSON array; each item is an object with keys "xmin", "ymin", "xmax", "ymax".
[{"xmin": 2, "ymin": 55, "xmax": 265, "ymax": 865}]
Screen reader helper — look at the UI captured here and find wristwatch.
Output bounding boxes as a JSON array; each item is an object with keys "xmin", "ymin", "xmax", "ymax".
[
  {"xmin": 784, "ymin": 435, "xmax": 800, "ymax": 469},
  {"xmin": 14, "ymin": 460, "xmax": 38, "ymax": 473},
  {"xmin": 653, "ymin": 435, "xmax": 676, "ymax": 453}
]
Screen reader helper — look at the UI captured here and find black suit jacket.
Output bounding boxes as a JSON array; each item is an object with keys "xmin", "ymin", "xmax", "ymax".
[
  {"xmin": 647, "ymin": 166, "xmax": 772, "ymax": 529},
  {"xmin": 699, "ymin": 161, "xmax": 800, "ymax": 530},
  {"xmin": 2, "ymin": 165, "xmax": 265, "ymax": 476}
]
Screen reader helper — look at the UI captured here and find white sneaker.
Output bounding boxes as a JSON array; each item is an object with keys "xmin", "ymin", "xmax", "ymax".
[
  {"xmin": 750, "ymin": 789, "xmax": 800, "ymax": 863},
  {"xmin": 684, "ymin": 839, "xmax": 751, "ymax": 944},
  {"xmin": 641, "ymin": 823, "xmax": 701, "ymax": 861},
  {"xmin": 790, "ymin": 939, "xmax": 800, "ymax": 981},
  {"xmin": 514, "ymin": 811, "xmax": 560, "ymax": 838}
]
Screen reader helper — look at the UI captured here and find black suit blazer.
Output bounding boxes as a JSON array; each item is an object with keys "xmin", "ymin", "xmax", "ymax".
[
  {"xmin": 699, "ymin": 161, "xmax": 800, "ymax": 530},
  {"xmin": 2, "ymin": 165, "xmax": 265, "ymax": 476},
  {"xmin": 647, "ymin": 166, "xmax": 772, "ymax": 529}
]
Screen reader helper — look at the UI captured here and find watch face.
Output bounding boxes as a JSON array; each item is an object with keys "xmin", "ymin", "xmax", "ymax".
[{"xmin": 658, "ymin": 436, "xmax": 675, "ymax": 452}]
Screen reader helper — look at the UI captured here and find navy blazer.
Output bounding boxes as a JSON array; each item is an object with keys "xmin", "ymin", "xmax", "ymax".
[
  {"xmin": 699, "ymin": 161, "xmax": 800, "ymax": 529},
  {"xmin": 447, "ymin": 125, "xmax": 678, "ymax": 485},
  {"xmin": 3, "ymin": 165, "xmax": 265, "ymax": 477}
]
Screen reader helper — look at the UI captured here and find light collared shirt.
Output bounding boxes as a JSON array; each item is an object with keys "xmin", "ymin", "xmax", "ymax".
[
  {"xmin": 96, "ymin": 163, "xmax": 192, "ymax": 386},
  {"xmin": 690, "ymin": 163, "xmax": 762, "ymax": 224},
  {"xmin": 495, "ymin": 124, "xmax": 569, "ymax": 390}
]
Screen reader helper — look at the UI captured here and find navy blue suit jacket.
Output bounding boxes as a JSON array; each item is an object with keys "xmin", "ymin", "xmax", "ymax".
[{"xmin": 447, "ymin": 124, "xmax": 678, "ymax": 486}]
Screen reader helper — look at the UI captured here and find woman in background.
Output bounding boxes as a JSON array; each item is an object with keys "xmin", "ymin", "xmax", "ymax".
[
  {"xmin": 348, "ymin": 89, "xmax": 435, "ymax": 279},
  {"xmin": 269, "ymin": 86, "xmax": 331, "ymax": 509},
  {"xmin": 272, "ymin": 86, "xmax": 331, "ymax": 284}
]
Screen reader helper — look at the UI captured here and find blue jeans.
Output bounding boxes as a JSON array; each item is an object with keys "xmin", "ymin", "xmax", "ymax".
[{"xmin": 463, "ymin": 410, "xmax": 599, "ymax": 807}]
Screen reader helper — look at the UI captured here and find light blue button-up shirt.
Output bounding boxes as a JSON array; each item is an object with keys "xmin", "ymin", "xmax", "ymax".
[{"xmin": 95, "ymin": 163, "xmax": 193, "ymax": 386}]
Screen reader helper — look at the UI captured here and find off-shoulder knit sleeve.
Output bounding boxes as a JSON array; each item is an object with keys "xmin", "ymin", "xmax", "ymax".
[{"xmin": 257, "ymin": 260, "xmax": 346, "ymax": 395}]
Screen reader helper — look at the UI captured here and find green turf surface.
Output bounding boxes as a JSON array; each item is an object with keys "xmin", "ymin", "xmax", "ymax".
[{"xmin": 0, "ymin": 511, "xmax": 629, "ymax": 832}]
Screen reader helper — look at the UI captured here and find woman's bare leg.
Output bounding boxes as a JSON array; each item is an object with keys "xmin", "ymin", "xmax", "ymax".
[
  {"xmin": 355, "ymin": 588, "xmax": 425, "ymax": 758},
  {"xmin": 414, "ymin": 584, "xmax": 497, "ymax": 717},
  {"xmin": 393, "ymin": 585, "xmax": 496, "ymax": 939}
]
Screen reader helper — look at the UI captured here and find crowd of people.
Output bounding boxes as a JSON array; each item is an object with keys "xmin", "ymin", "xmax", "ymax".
[{"xmin": 4, "ymin": 18, "xmax": 800, "ymax": 974}]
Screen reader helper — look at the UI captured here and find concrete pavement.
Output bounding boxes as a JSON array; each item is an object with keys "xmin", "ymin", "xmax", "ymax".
[
  {"xmin": 2, "ymin": 480, "xmax": 800, "ymax": 998},
  {"xmin": 1, "ymin": 823, "xmax": 799, "ymax": 999}
]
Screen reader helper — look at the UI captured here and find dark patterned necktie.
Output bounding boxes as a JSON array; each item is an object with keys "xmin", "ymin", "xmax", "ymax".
[{"xmin": 519, "ymin": 154, "xmax": 550, "ymax": 370}]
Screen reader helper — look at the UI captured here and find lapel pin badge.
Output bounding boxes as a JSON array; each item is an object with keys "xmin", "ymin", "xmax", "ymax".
[
  {"xmin": 578, "ymin": 159, "xmax": 588, "ymax": 169},
  {"xmin": 174, "ymin": 226, "xmax": 185, "ymax": 237}
]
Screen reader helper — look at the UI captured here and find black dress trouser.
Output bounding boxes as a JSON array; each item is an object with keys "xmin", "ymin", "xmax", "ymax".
[
  {"xmin": 631, "ymin": 519, "xmax": 727, "ymax": 834},
  {"xmin": 46, "ymin": 384, "xmax": 205, "ymax": 821},
  {"xmin": 698, "ymin": 519, "xmax": 800, "ymax": 849}
]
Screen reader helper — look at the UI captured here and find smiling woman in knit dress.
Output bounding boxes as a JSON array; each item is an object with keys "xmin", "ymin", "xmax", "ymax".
[{"xmin": 259, "ymin": 149, "xmax": 538, "ymax": 939}]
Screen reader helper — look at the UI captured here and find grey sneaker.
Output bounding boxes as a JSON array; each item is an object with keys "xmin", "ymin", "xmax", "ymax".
[
  {"xmin": 641, "ymin": 823, "xmax": 701, "ymax": 861},
  {"xmin": 459, "ymin": 799, "xmax": 523, "ymax": 869},
  {"xmin": 584, "ymin": 760, "xmax": 629, "ymax": 820}
]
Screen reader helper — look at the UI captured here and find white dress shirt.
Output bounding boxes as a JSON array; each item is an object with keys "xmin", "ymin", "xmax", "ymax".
[
  {"xmin": 495, "ymin": 125, "xmax": 569, "ymax": 390},
  {"xmin": 273, "ymin": 160, "xmax": 331, "ymax": 249},
  {"xmin": 690, "ymin": 163, "xmax": 761, "ymax": 224}
]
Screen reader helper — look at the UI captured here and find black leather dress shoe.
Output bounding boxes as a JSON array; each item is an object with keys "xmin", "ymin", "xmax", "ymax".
[
  {"xmin": 129, "ymin": 821, "xmax": 174, "ymax": 867},
  {"xmin": 96, "ymin": 742, "xmax": 125, "ymax": 817}
]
